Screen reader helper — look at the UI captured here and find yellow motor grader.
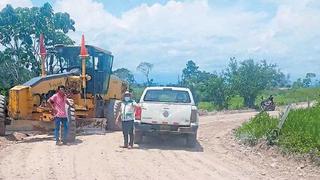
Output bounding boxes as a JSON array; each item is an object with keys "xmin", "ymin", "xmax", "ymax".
[{"xmin": 0, "ymin": 44, "xmax": 126, "ymax": 141}]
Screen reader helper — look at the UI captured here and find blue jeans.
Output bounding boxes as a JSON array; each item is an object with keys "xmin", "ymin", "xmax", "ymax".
[{"xmin": 54, "ymin": 117, "xmax": 68, "ymax": 142}]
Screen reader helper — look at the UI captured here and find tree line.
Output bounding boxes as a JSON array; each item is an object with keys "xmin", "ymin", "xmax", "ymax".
[
  {"xmin": 180, "ymin": 58, "xmax": 290, "ymax": 109},
  {"xmin": 115, "ymin": 59, "xmax": 318, "ymax": 110},
  {"xmin": 0, "ymin": 3, "xmax": 75, "ymax": 94},
  {"xmin": 0, "ymin": 3, "xmax": 318, "ymax": 108}
]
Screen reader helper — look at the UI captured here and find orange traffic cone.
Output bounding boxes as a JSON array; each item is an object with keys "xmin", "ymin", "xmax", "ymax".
[{"xmin": 80, "ymin": 34, "xmax": 89, "ymax": 57}]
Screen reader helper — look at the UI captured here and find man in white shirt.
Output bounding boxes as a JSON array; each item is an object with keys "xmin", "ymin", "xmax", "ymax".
[{"xmin": 116, "ymin": 91, "xmax": 138, "ymax": 149}]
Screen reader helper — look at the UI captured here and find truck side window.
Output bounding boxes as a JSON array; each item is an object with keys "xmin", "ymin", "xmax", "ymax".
[{"xmin": 94, "ymin": 57, "xmax": 99, "ymax": 70}]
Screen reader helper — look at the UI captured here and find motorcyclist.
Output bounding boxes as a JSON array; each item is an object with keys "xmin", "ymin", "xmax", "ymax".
[
  {"xmin": 261, "ymin": 95, "xmax": 276, "ymax": 111},
  {"xmin": 268, "ymin": 95, "xmax": 274, "ymax": 104}
]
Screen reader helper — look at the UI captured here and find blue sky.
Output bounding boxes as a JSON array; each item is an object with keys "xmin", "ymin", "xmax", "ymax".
[
  {"xmin": 1, "ymin": 0, "xmax": 320, "ymax": 84},
  {"xmin": 32, "ymin": 0, "xmax": 170, "ymax": 16}
]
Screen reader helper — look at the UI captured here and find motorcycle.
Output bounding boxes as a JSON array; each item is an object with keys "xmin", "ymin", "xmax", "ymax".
[{"xmin": 260, "ymin": 96, "xmax": 276, "ymax": 111}]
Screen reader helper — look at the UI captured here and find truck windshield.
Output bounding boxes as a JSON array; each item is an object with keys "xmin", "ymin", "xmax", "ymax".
[{"xmin": 143, "ymin": 90, "xmax": 191, "ymax": 103}]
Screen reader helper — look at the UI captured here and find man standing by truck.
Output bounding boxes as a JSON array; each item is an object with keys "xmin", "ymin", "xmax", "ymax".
[
  {"xmin": 48, "ymin": 85, "xmax": 70, "ymax": 145},
  {"xmin": 116, "ymin": 91, "xmax": 138, "ymax": 149}
]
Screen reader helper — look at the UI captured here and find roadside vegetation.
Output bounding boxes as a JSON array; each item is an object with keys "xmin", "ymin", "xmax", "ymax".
[
  {"xmin": 279, "ymin": 106, "xmax": 320, "ymax": 155},
  {"xmin": 236, "ymin": 112, "xmax": 278, "ymax": 146},
  {"xmin": 198, "ymin": 87, "xmax": 320, "ymax": 111},
  {"xmin": 236, "ymin": 101, "xmax": 320, "ymax": 160},
  {"xmin": 260, "ymin": 87, "xmax": 320, "ymax": 106},
  {"xmin": 129, "ymin": 60, "xmax": 319, "ymax": 110},
  {"xmin": 179, "ymin": 59, "xmax": 319, "ymax": 111}
]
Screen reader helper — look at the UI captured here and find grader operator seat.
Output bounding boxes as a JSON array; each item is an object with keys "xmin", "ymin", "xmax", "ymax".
[{"xmin": 53, "ymin": 45, "xmax": 114, "ymax": 96}]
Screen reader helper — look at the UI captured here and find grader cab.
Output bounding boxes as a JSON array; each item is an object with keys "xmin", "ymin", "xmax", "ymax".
[{"xmin": 0, "ymin": 43, "xmax": 126, "ymax": 140}]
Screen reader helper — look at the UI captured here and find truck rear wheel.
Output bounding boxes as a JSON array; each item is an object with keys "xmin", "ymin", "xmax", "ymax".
[
  {"xmin": 105, "ymin": 99, "xmax": 122, "ymax": 131},
  {"xmin": 134, "ymin": 130, "xmax": 143, "ymax": 144},
  {"xmin": 0, "ymin": 95, "xmax": 7, "ymax": 136},
  {"xmin": 66, "ymin": 106, "xmax": 76, "ymax": 143},
  {"xmin": 186, "ymin": 133, "xmax": 197, "ymax": 148}
]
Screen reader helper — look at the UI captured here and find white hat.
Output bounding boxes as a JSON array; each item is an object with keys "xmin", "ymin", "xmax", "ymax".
[{"xmin": 124, "ymin": 91, "xmax": 131, "ymax": 95}]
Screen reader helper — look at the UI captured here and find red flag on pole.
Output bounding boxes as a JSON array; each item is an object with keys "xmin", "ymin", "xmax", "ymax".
[
  {"xmin": 80, "ymin": 34, "xmax": 89, "ymax": 57},
  {"xmin": 39, "ymin": 33, "xmax": 46, "ymax": 59}
]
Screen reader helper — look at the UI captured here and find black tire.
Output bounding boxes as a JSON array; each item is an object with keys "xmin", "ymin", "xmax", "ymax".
[
  {"xmin": 261, "ymin": 104, "xmax": 276, "ymax": 111},
  {"xmin": 270, "ymin": 104, "xmax": 276, "ymax": 111},
  {"xmin": 186, "ymin": 133, "xmax": 197, "ymax": 148},
  {"xmin": 134, "ymin": 130, "xmax": 143, "ymax": 144},
  {"xmin": 66, "ymin": 106, "xmax": 76, "ymax": 143},
  {"xmin": 0, "ymin": 95, "xmax": 6, "ymax": 136},
  {"xmin": 104, "ymin": 99, "xmax": 121, "ymax": 131}
]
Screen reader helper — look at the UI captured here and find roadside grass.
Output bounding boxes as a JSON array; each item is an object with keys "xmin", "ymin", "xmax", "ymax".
[
  {"xmin": 228, "ymin": 95, "xmax": 244, "ymax": 110},
  {"xmin": 259, "ymin": 87, "xmax": 320, "ymax": 106},
  {"xmin": 235, "ymin": 112, "xmax": 278, "ymax": 146},
  {"xmin": 236, "ymin": 104, "xmax": 320, "ymax": 160},
  {"xmin": 198, "ymin": 87, "xmax": 320, "ymax": 111},
  {"xmin": 278, "ymin": 107, "xmax": 320, "ymax": 155},
  {"xmin": 198, "ymin": 102, "xmax": 216, "ymax": 112}
]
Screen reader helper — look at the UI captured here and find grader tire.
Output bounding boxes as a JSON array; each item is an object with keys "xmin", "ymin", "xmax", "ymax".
[
  {"xmin": 105, "ymin": 100, "xmax": 122, "ymax": 131},
  {"xmin": 0, "ymin": 95, "xmax": 6, "ymax": 136},
  {"xmin": 66, "ymin": 106, "xmax": 76, "ymax": 143}
]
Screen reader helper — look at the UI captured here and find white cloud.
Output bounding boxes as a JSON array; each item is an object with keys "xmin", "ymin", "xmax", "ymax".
[
  {"xmin": 0, "ymin": 0, "xmax": 32, "ymax": 9},
  {"xmin": 54, "ymin": 0, "xmax": 320, "ymax": 82}
]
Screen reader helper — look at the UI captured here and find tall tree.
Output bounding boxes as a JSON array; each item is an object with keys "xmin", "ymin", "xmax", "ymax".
[
  {"xmin": 226, "ymin": 59, "xmax": 283, "ymax": 108},
  {"xmin": 0, "ymin": 3, "xmax": 75, "ymax": 90},
  {"xmin": 137, "ymin": 62, "xmax": 153, "ymax": 86},
  {"xmin": 302, "ymin": 73, "xmax": 316, "ymax": 87},
  {"xmin": 199, "ymin": 74, "xmax": 231, "ymax": 109},
  {"xmin": 113, "ymin": 68, "xmax": 135, "ymax": 84},
  {"xmin": 292, "ymin": 78, "xmax": 304, "ymax": 89},
  {"xmin": 182, "ymin": 60, "xmax": 200, "ymax": 83},
  {"xmin": 181, "ymin": 60, "xmax": 201, "ymax": 102}
]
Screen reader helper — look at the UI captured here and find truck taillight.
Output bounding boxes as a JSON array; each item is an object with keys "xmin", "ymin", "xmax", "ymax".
[
  {"xmin": 190, "ymin": 109, "xmax": 197, "ymax": 123},
  {"xmin": 135, "ymin": 106, "xmax": 142, "ymax": 120}
]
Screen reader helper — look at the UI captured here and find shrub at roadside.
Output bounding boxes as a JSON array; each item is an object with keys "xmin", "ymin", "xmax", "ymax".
[
  {"xmin": 278, "ymin": 107, "xmax": 320, "ymax": 155},
  {"xmin": 235, "ymin": 112, "xmax": 278, "ymax": 146},
  {"xmin": 198, "ymin": 102, "xmax": 216, "ymax": 112},
  {"xmin": 236, "ymin": 105, "xmax": 320, "ymax": 160}
]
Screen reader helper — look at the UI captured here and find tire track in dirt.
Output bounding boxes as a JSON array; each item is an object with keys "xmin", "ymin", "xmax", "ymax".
[
  {"xmin": 0, "ymin": 140, "xmax": 57, "ymax": 180},
  {"xmin": 0, "ymin": 111, "xmax": 319, "ymax": 180},
  {"xmin": 0, "ymin": 143, "xmax": 33, "ymax": 179}
]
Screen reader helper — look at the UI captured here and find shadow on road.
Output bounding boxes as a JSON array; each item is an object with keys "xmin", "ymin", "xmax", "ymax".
[
  {"xmin": 16, "ymin": 136, "xmax": 54, "ymax": 143},
  {"xmin": 4, "ymin": 133, "xmax": 84, "ymax": 146},
  {"xmin": 16, "ymin": 137, "xmax": 83, "ymax": 145},
  {"xmin": 137, "ymin": 135, "xmax": 204, "ymax": 152},
  {"xmin": 77, "ymin": 128, "xmax": 107, "ymax": 136}
]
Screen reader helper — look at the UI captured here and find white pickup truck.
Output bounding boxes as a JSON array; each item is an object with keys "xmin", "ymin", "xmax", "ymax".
[{"xmin": 134, "ymin": 87, "xmax": 199, "ymax": 147}]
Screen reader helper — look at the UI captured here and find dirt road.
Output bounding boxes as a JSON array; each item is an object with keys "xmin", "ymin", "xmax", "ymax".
[{"xmin": 0, "ymin": 112, "xmax": 319, "ymax": 180}]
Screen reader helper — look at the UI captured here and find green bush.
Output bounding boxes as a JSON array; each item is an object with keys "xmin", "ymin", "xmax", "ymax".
[
  {"xmin": 236, "ymin": 104, "xmax": 320, "ymax": 159},
  {"xmin": 236, "ymin": 112, "xmax": 278, "ymax": 146},
  {"xmin": 198, "ymin": 102, "xmax": 216, "ymax": 111},
  {"xmin": 228, "ymin": 95, "xmax": 244, "ymax": 110}
]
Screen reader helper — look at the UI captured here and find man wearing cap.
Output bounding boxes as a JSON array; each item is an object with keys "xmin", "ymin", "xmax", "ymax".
[{"xmin": 116, "ymin": 91, "xmax": 138, "ymax": 149}]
